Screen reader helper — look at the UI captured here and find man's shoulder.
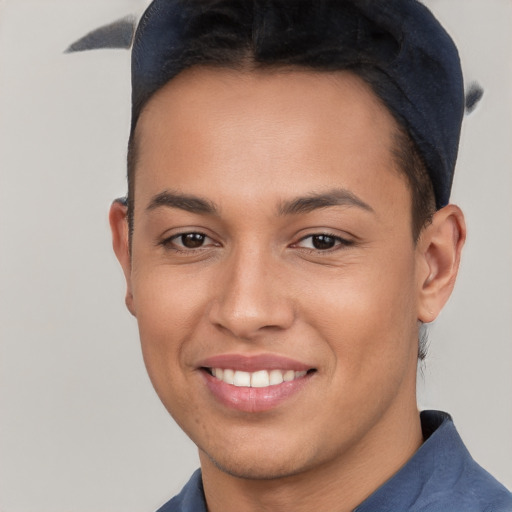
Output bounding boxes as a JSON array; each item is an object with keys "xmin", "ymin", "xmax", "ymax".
[
  {"xmin": 356, "ymin": 462, "xmax": 512, "ymax": 512},
  {"xmin": 441, "ymin": 457, "xmax": 512, "ymax": 512},
  {"xmin": 155, "ymin": 470, "xmax": 207, "ymax": 512},
  {"xmin": 355, "ymin": 411, "xmax": 512, "ymax": 512},
  {"xmin": 419, "ymin": 411, "xmax": 512, "ymax": 511},
  {"xmin": 415, "ymin": 468, "xmax": 512, "ymax": 512}
]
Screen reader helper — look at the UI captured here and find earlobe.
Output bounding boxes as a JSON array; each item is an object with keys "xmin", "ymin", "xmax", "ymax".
[
  {"xmin": 109, "ymin": 199, "xmax": 136, "ymax": 317},
  {"xmin": 417, "ymin": 205, "xmax": 466, "ymax": 323}
]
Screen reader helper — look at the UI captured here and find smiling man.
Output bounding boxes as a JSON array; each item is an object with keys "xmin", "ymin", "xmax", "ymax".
[{"xmin": 109, "ymin": 1, "xmax": 512, "ymax": 511}]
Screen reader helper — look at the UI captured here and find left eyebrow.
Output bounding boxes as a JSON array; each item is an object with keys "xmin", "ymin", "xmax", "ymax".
[
  {"xmin": 278, "ymin": 188, "xmax": 375, "ymax": 216},
  {"xmin": 145, "ymin": 190, "xmax": 219, "ymax": 215}
]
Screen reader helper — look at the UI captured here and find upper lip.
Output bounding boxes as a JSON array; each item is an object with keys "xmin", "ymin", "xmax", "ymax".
[{"xmin": 197, "ymin": 354, "xmax": 314, "ymax": 372}]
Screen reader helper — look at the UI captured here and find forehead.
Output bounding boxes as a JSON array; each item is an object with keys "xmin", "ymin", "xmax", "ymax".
[
  {"xmin": 136, "ymin": 66, "xmax": 397, "ymax": 148},
  {"xmin": 133, "ymin": 67, "xmax": 407, "ymax": 214}
]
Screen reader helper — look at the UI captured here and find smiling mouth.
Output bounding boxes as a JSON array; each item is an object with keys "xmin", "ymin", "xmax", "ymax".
[{"xmin": 203, "ymin": 368, "xmax": 316, "ymax": 388}]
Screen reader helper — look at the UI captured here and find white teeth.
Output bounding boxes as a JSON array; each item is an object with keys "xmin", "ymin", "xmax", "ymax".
[
  {"xmin": 233, "ymin": 370, "xmax": 251, "ymax": 387},
  {"xmin": 251, "ymin": 370, "xmax": 270, "ymax": 388},
  {"xmin": 223, "ymin": 368, "xmax": 235, "ymax": 385},
  {"xmin": 269, "ymin": 369, "xmax": 284, "ymax": 385},
  {"xmin": 210, "ymin": 368, "xmax": 309, "ymax": 388},
  {"xmin": 283, "ymin": 370, "xmax": 295, "ymax": 382}
]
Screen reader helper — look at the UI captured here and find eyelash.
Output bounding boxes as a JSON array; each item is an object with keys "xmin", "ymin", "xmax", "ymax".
[
  {"xmin": 160, "ymin": 231, "xmax": 354, "ymax": 254},
  {"xmin": 293, "ymin": 233, "xmax": 354, "ymax": 252},
  {"xmin": 160, "ymin": 232, "xmax": 217, "ymax": 252}
]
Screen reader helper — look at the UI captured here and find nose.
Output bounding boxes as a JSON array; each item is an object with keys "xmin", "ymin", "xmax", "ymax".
[{"xmin": 208, "ymin": 246, "xmax": 295, "ymax": 340}]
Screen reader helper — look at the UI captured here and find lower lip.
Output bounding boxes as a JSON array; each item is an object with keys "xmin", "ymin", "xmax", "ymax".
[{"xmin": 202, "ymin": 371, "xmax": 312, "ymax": 412}]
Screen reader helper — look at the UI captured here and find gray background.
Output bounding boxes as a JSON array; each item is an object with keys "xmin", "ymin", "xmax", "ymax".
[{"xmin": 0, "ymin": 0, "xmax": 510, "ymax": 510}]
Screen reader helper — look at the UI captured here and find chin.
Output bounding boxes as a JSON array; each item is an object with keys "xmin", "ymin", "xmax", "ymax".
[
  {"xmin": 198, "ymin": 438, "xmax": 322, "ymax": 481},
  {"xmin": 206, "ymin": 453, "xmax": 307, "ymax": 481}
]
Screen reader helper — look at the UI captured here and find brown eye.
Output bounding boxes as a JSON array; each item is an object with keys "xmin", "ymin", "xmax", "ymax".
[
  {"xmin": 178, "ymin": 233, "xmax": 207, "ymax": 248},
  {"xmin": 311, "ymin": 235, "xmax": 336, "ymax": 250},
  {"xmin": 294, "ymin": 233, "xmax": 354, "ymax": 252},
  {"xmin": 160, "ymin": 231, "xmax": 219, "ymax": 253}
]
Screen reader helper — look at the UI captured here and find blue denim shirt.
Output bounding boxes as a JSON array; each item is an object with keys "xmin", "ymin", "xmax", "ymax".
[{"xmin": 157, "ymin": 411, "xmax": 512, "ymax": 512}]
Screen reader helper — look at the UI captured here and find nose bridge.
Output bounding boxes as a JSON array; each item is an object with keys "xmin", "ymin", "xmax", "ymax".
[{"xmin": 209, "ymin": 241, "xmax": 294, "ymax": 338}]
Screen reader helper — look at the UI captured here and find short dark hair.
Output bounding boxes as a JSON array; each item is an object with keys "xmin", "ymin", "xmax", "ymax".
[{"xmin": 127, "ymin": 0, "xmax": 465, "ymax": 227}]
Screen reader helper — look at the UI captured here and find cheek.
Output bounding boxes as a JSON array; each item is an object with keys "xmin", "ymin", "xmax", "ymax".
[
  {"xmin": 130, "ymin": 266, "xmax": 209, "ymax": 387},
  {"xmin": 133, "ymin": 260, "xmax": 211, "ymax": 327},
  {"xmin": 301, "ymin": 250, "xmax": 418, "ymax": 377}
]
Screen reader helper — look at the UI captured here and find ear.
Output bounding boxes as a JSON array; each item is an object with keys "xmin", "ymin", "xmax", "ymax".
[
  {"xmin": 109, "ymin": 199, "xmax": 136, "ymax": 316},
  {"xmin": 416, "ymin": 205, "xmax": 466, "ymax": 323}
]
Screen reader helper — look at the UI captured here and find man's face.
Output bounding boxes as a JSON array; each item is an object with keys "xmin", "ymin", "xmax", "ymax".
[{"xmin": 123, "ymin": 68, "xmax": 425, "ymax": 479}]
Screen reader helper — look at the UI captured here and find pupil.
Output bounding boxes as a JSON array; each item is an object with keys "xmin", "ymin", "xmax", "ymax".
[
  {"xmin": 182, "ymin": 233, "xmax": 205, "ymax": 248},
  {"xmin": 312, "ymin": 235, "xmax": 335, "ymax": 250}
]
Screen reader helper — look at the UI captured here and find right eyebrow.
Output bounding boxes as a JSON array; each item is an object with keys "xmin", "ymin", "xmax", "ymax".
[
  {"xmin": 145, "ymin": 190, "xmax": 219, "ymax": 215},
  {"xmin": 278, "ymin": 188, "xmax": 375, "ymax": 216}
]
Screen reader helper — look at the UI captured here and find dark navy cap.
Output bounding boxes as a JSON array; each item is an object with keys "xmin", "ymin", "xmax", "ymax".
[{"xmin": 131, "ymin": 0, "xmax": 464, "ymax": 209}]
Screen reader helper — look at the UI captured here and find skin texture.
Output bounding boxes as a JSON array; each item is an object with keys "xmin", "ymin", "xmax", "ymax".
[{"xmin": 110, "ymin": 68, "xmax": 466, "ymax": 512}]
